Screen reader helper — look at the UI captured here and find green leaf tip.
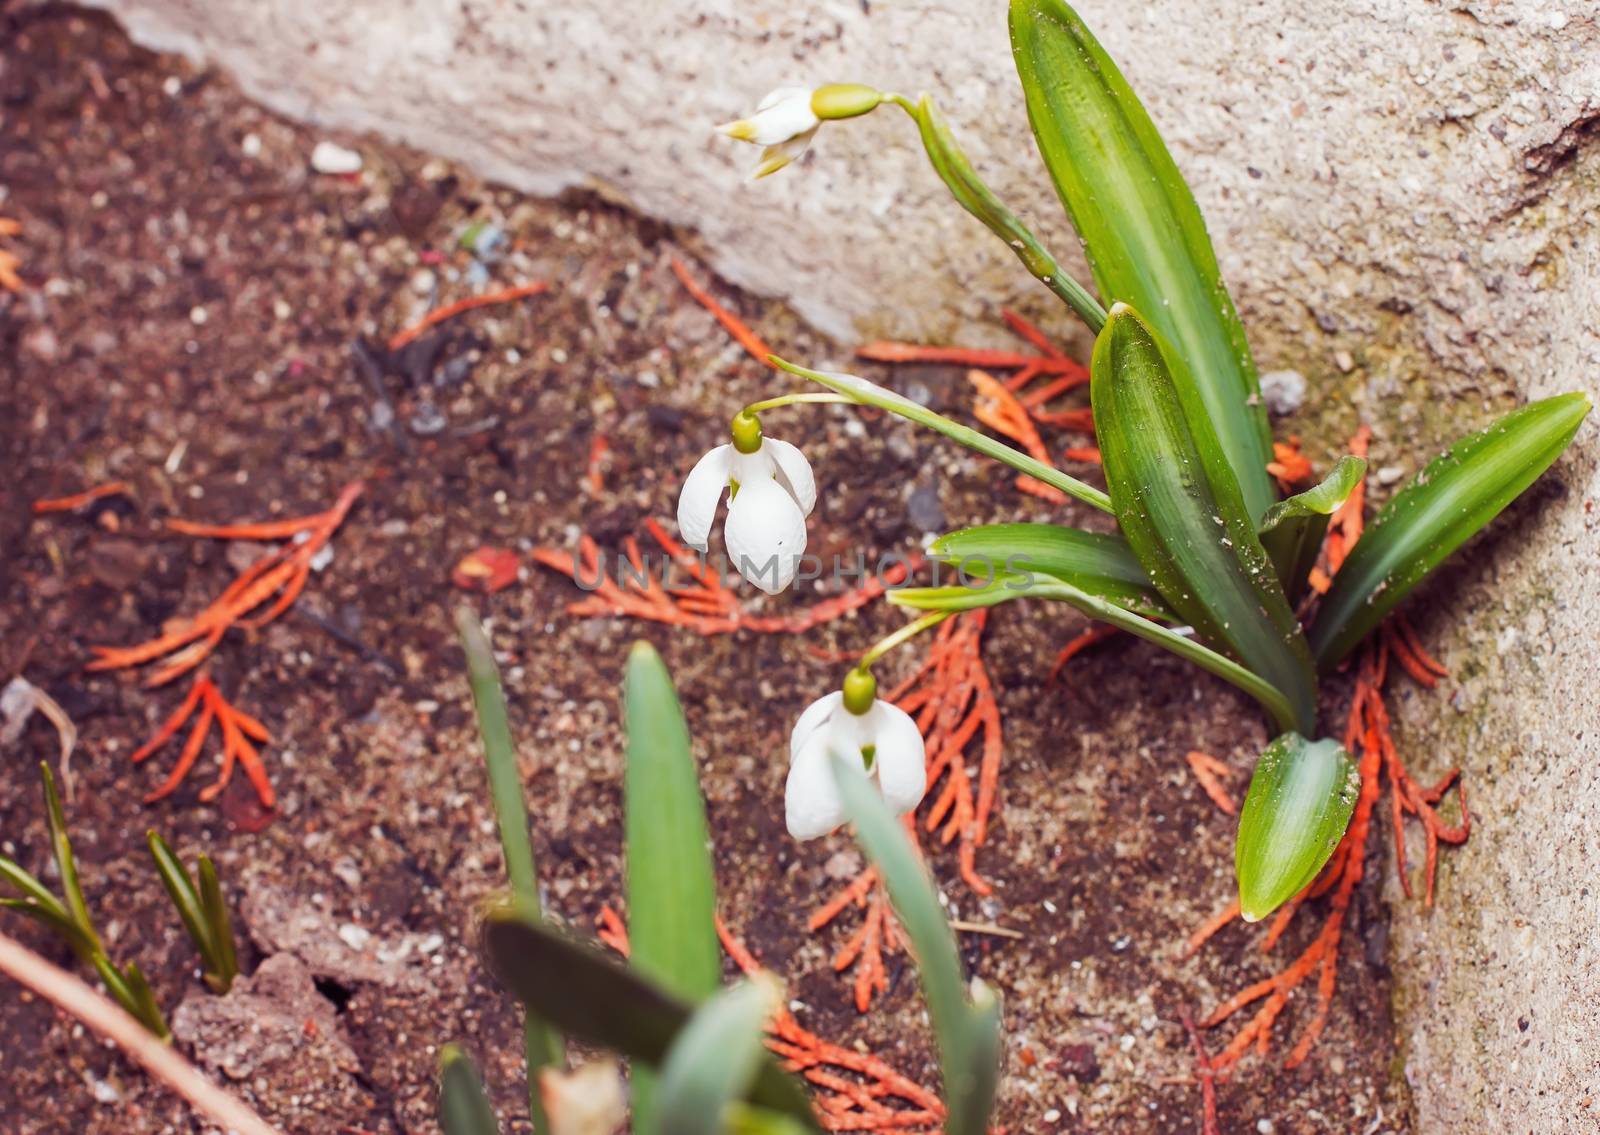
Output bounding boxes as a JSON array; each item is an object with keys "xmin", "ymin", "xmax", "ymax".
[{"xmin": 1235, "ymin": 733, "xmax": 1359, "ymax": 922}]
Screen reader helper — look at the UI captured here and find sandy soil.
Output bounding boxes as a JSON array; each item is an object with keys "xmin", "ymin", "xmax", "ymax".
[{"xmin": 0, "ymin": 7, "xmax": 1404, "ymax": 1133}]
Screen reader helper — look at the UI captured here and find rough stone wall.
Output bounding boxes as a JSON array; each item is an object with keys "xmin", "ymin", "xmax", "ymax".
[{"xmin": 76, "ymin": 0, "xmax": 1600, "ymax": 1129}]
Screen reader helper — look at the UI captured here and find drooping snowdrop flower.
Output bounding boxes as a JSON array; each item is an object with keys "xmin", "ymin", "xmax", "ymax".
[
  {"xmin": 677, "ymin": 411, "xmax": 816, "ymax": 594},
  {"xmin": 717, "ymin": 84, "xmax": 884, "ymax": 179},
  {"xmin": 785, "ymin": 670, "xmax": 927, "ymax": 841}
]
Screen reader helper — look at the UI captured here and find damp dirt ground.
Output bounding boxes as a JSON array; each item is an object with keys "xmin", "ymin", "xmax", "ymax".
[{"xmin": 0, "ymin": 7, "xmax": 1405, "ymax": 1133}]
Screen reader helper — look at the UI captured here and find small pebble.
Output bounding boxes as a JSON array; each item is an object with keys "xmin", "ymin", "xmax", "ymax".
[
  {"xmin": 1334, "ymin": 349, "xmax": 1355, "ymax": 373},
  {"xmin": 410, "ymin": 268, "xmax": 437, "ymax": 295},
  {"xmin": 310, "ymin": 140, "xmax": 363, "ymax": 175},
  {"xmin": 272, "ymin": 298, "xmax": 291, "ymax": 321},
  {"xmin": 161, "ymin": 75, "xmax": 181, "ymax": 97},
  {"xmin": 1257, "ymin": 1121, "xmax": 1275, "ymax": 1134},
  {"xmin": 410, "ymin": 401, "xmax": 447, "ymax": 436},
  {"xmin": 1258, "ymin": 368, "xmax": 1306, "ymax": 416},
  {"xmin": 1043, "ymin": 1109, "xmax": 1061, "ymax": 1123},
  {"xmin": 241, "ymin": 132, "xmax": 262, "ymax": 158},
  {"xmin": 1377, "ymin": 464, "xmax": 1405, "ymax": 486},
  {"xmin": 907, "ymin": 483, "xmax": 946, "ymax": 533},
  {"xmin": 189, "ymin": 305, "xmax": 208, "ymax": 326},
  {"xmin": 337, "ymin": 924, "xmax": 371, "ymax": 951}
]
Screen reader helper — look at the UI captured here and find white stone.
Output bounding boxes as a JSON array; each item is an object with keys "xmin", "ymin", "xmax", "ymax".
[{"xmin": 310, "ymin": 139, "xmax": 362, "ymax": 175}]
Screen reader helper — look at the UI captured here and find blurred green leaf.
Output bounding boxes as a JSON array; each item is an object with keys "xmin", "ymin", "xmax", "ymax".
[
  {"xmin": 0, "ymin": 897, "xmax": 100, "ymax": 962},
  {"xmin": 40, "ymin": 761, "xmax": 100, "ymax": 955},
  {"xmin": 1309, "ymin": 393, "xmax": 1590, "ymax": 670},
  {"xmin": 147, "ymin": 831, "xmax": 216, "ymax": 971},
  {"xmin": 1009, "ymin": 0, "xmax": 1274, "ymax": 520},
  {"xmin": 456, "ymin": 608, "xmax": 564, "ymax": 1131},
  {"xmin": 771, "ymin": 358, "xmax": 1112, "ymax": 514},
  {"xmin": 1235, "ymin": 733, "xmax": 1358, "ymax": 922},
  {"xmin": 1090, "ymin": 306, "xmax": 1316, "ymax": 734},
  {"xmin": 906, "ymin": 95, "xmax": 1104, "ymax": 330},
  {"xmin": 891, "ymin": 576, "xmax": 1301, "ymax": 734},
  {"xmin": 481, "ymin": 907, "xmax": 819, "ymax": 1131},
  {"xmin": 930, "ymin": 523, "xmax": 1171, "ymax": 619},
  {"xmin": 723, "ymin": 1105, "xmax": 817, "ymax": 1135},
  {"xmin": 829, "ymin": 753, "xmax": 1000, "ymax": 1135},
  {"xmin": 439, "ymin": 1045, "xmax": 501, "ymax": 1135},
  {"xmin": 121, "ymin": 961, "xmax": 169, "ymax": 1040},
  {"xmin": 624, "ymin": 640, "xmax": 722, "ymax": 1134},
  {"xmin": 0, "ymin": 856, "xmax": 67, "ymax": 914},
  {"xmin": 657, "ymin": 977, "xmax": 780, "ymax": 1135},
  {"xmin": 197, "ymin": 855, "xmax": 238, "ymax": 994},
  {"xmin": 1258, "ymin": 456, "xmax": 1367, "ymax": 604}
]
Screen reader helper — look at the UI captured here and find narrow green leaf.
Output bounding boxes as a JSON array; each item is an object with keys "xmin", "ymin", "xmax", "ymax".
[
  {"xmin": 723, "ymin": 1105, "xmax": 816, "ymax": 1135},
  {"xmin": 121, "ymin": 961, "xmax": 170, "ymax": 1040},
  {"xmin": 480, "ymin": 906, "xmax": 819, "ymax": 1131},
  {"xmin": 1235, "ymin": 734, "xmax": 1359, "ymax": 922},
  {"xmin": 1091, "ymin": 306, "xmax": 1317, "ymax": 734},
  {"xmin": 829, "ymin": 753, "xmax": 1000, "ymax": 1135},
  {"xmin": 657, "ymin": 977, "xmax": 780, "ymax": 1135},
  {"xmin": 901, "ymin": 95, "xmax": 1105, "ymax": 330},
  {"xmin": 197, "ymin": 856, "xmax": 239, "ymax": 993},
  {"xmin": 1009, "ymin": 0, "xmax": 1274, "ymax": 519},
  {"xmin": 931, "ymin": 523, "xmax": 1171, "ymax": 619},
  {"xmin": 889, "ymin": 576, "xmax": 1301, "ymax": 735},
  {"xmin": 455, "ymin": 608, "xmax": 564, "ymax": 1131},
  {"xmin": 0, "ymin": 898, "xmax": 101, "ymax": 962},
  {"xmin": 1258, "ymin": 456, "xmax": 1367, "ymax": 603},
  {"xmin": 624, "ymin": 640, "xmax": 721, "ymax": 1135},
  {"xmin": 771, "ymin": 358, "xmax": 1113, "ymax": 514},
  {"xmin": 439, "ymin": 1045, "xmax": 501, "ymax": 1135},
  {"xmin": 0, "ymin": 856, "xmax": 68, "ymax": 915},
  {"xmin": 147, "ymin": 832, "xmax": 217, "ymax": 971},
  {"xmin": 1309, "ymin": 392, "xmax": 1590, "ymax": 670},
  {"xmin": 93, "ymin": 954, "xmax": 136, "ymax": 1016},
  {"xmin": 40, "ymin": 762, "xmax": 100, "ymax": 954}
]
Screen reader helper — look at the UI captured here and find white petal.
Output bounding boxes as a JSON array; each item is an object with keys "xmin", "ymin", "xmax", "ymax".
[
  {"xmin": 785, "ymin": 733, "xmax": 846, "ymax": 840},
  {"xmin": 724, "ymin": 478, "xmax": 807, "ymax": 594},
  {"xmin": 864, "ymin": 701, "xmax": 928, "ymax": 817},
  {"xmin": 676, "ymin": 445, "xmax": 732, "ymax": 553},
  {"xmin": 748, "ymin": 88, "xmax": 819, "ymax": 144},
  {"xmin": 751, "ymin": 130, "xmax": 816, "ymax": 179},
  {"xmin": 790, "ymin": 691, "xmax": 843, "ymax": 759},
  {"xmin": 764, "ymin": 437, "xmax": 816, "ymax": 517}
]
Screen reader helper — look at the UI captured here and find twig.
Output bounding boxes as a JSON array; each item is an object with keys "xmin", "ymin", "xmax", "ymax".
[
  {"xmin": 387, "ymin": 281, "xmax": 549, "ymax": 350},
  {"xmin": 0, "ymin": 930, "xmax": 283, "ymax": 1135}
]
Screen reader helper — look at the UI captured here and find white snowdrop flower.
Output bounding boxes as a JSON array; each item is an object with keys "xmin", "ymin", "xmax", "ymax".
[
  {"xmin": 785, "ymin": 671, "xmax": 927, "ymax": 841},
  {"xmin": 717, "ymin": 84, "xmax": 883, "ymax": 179},
  {"xmin": 676, "ymin": 411, "xmax": 815, "ymax": 594}
]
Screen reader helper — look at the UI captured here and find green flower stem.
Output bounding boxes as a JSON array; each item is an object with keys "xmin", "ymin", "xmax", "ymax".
[
  {"xmin": 884, "ymin": 93, "xmax": 1106, "ymax": 334},
  {"xmin": 742, "ymin": 392, "xmax": 853, "ymax": 415},
  {"xmin": 856, "ymin": 611, "xmax": 950, "ymax": 673},
  {"xmin": 770, "ymin": 357, "xmax": 1113, "ymax": 514}
]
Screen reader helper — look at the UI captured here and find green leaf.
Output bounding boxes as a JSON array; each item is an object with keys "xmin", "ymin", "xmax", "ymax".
[
  {"xmin": 1258, "ymin": 456, "xmax": 1367, "ymax": 604},
  {"xmin": 1235, "ymin": 733, "xmax": 1359, "ymax": 922},
  {"xmin": 1309, "ymin": 392, "xmax": 1591, "ymax": 670},
  {"xmin": 197, "ymin": 855, "xmax": 239, "ymax": 993},
  {"xmin": 1009, "ymin": 0, "xmax": 1274, "ymax": 520},
  {"xmin": 624, "ymin": 640, "xmax": 722, "ymax": 1134},
  {"xmin": 121, "ymin": 961, "xmax": 169, "ymax": 1040},
  {"xmin": 829, "ymin": 753, "xmax": 1000, "ymax": 1135},
  {"xmin": 40, "ymin": 761, "xmax": 101, "ymax": 955},
  {"xmin": 480, "ymin": 906, "xmax": 819, "ymax": 1131},
  {"xmin": 0, "ymin": 855, "xmax": 67, "ymax": 915},
  {"xmin": 902, "ymin": 95, "xmax": 1105, "ymax": 331},
  {"xmin": 0, "ymin": 898, "xmax": 101, "ymax": 962},
  {"xmin": 439, "ymin": 1045, "xmax": 501, "ymax": 1135},
  {"xmin": 147, "ymin": 832, "xmax": 216, "ymax": 973},
  {"xmin": 889, "ymin": 576, "xmax": 1302, "ymax": 735},
  {"xmin": 770, "ymin": 358, "xmax": 1113, "ymax": 514},
  {"xmin": 930, "ymin": 523, "xmax": 1171, "ymax": 619},
  {"xmin": 455, "ymin": 608, "xmax": 564, "ymax": 1131},
  {"xmin": 1090, "ymin": 306, "xmax": 1317, "ymax": 734},
  {"xmin": 723, "ymin": 1105, "xmax": 817, "ymax": 1135},
  {"xmin": 657, "ymin": 977, "xmax": 780, "ymax": 1135}
]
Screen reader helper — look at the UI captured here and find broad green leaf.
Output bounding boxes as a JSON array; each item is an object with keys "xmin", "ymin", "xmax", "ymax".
[
  {"xmin": 829, "ymin": 753, "xmax": 1000, "ymax": 1135},
  {"xmin": 931, "ymin": 523, "xmax": 1171, "ymax": 619},
  {"xmin": 40, "ymin": 762, "xmax": 100, "ymax": 954},
  {"xmin": 147, "ymin": 831, "xmax": 216, "ymax": 970},
  {"xmin": 1235, "ymin": 733, "xmax": 1358, "ymax": 922},
  {"xmin": 439, "ymin": 1045, "xmax": 501, "ymax": 1135},
  {"xmin": 771, "ymin": 358, "xmax": 1112, "ymax": 514},
  {"xmin": 890, "ymin": 577, "xmax": 1301, "ymax": 734},
  {"xmin": 658, "ymin": 978, "xmax": 780, "ymax": 1135},
  {"xmin": 1091, "ymin": 306, "xmax": 1316, "ymax": 734},
  {"xmin": 904, "ymin": 95, "xmax": 1104, "ymax": 330},
  {"xmin": 1258, "ymin": 456, "xmax": 1367, "ymax": 603},
  {"xmin": 1009, "ymin": 0, "xmax": 1275, "ymax": 520},
  {"xmin": 624, "ymin": 640, "xmax": 721, "ymax": 1134},
  {"xmin": 480, "ymin": 906, "xmax": 819, "ymax": 1131},
  {"xmin": 197, "ymin": 855, "xmax": 238, "ymax": 993},
  {"xmin": 456, "ymin": 608, "xmax": 564, "ymax": 1130},
  {"xmin": 1309, "ymin": 393, "xmax": 1590, "ymax": 670}
]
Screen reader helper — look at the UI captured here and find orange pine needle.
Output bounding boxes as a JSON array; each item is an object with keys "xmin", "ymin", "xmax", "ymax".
[
  {"xmin": 1266, "ymin": 435, "xmax": 1313, "ymax": 492},
  {"xmin": 1185, "ymin": 751, "xmax": 1239, "ymax": 815},
  {"xmin": 1051, "ymin": 624, "xmax": 1118, "ymax": 679},
  {"xmin": 130, "ymin": 673, "xmax": 276, "ymax": 810},
  {"xmin": 386, "ymin": 281, "xmax": 549, "ymax": 350},
  {"xmin": 32, "ymin": 481, "xmax": 133, "ymax": 514},
  {"xmin": 586, "ymin": 434, "xmax": 610, "ymax": 494},
  {"xmin": 669, "ymin": 257, "xmax": 774, "ymax": 364}
]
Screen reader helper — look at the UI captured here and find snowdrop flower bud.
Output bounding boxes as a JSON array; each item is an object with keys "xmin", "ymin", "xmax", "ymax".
[
  {"xmin": 676, "ymin": 410, "xmax": 816, "ymax": 594},
  {"xmin": 785, "ymin": 669, "xmax": 927, "ymax": 841},
  {"xmin": 717, "ymin": 84, "xmax": 883, "ymax": 179}
]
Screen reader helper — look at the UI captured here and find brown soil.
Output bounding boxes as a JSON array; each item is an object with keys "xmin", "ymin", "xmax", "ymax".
[{"xmin": 0, "ymin": 7, "xmax": 1404, "ymax": 1133}]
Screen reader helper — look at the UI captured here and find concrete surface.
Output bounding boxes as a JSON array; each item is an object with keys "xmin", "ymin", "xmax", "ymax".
[{"xmin": 72, "ymin": 0, "xmax": 1600, "ymax": 1128}]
